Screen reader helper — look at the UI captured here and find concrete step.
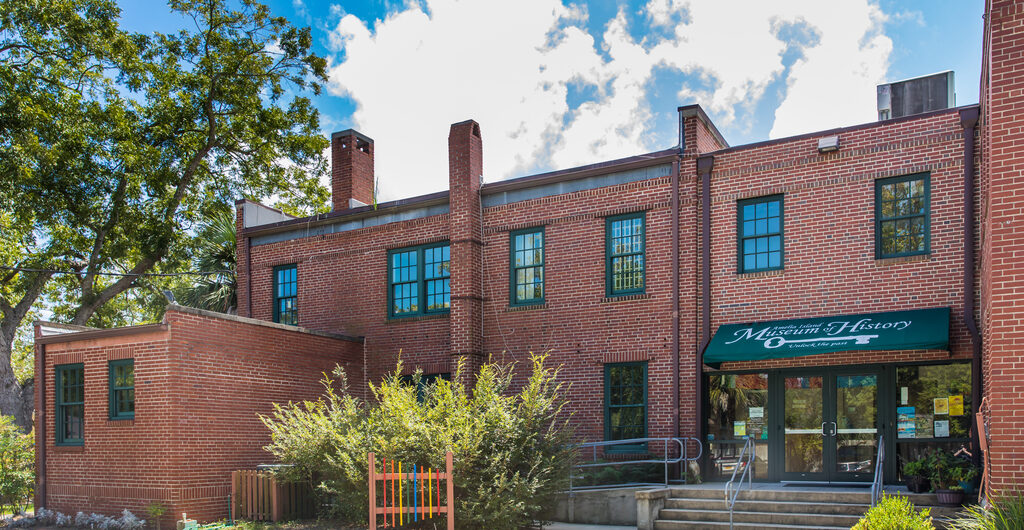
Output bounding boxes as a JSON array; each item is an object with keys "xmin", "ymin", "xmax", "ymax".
[
  {"xmin": 654, "ymin": 520, "xmax": 848, "ymax": 530},
  {"xmin": 668, "ymin": 486, "xmax": 871, "ymax": 504},
  {"xmin": 658, "ymin": 507, "xmax": 862, "ymax": 527},
  {"xmin": 665, "ymin": 497, "xmax": 870, "ymax": 515}
]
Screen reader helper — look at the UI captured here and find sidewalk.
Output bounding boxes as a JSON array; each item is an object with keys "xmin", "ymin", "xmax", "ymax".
[{"xmin": 543, "ymin": 523, "xmax": 634, "ymax": 530}]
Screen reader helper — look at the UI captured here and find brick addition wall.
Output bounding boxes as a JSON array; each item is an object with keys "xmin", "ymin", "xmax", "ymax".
[
  {"xmin": 979, "ymin": 0, "xmax": 1024, "ymax": 494},
  {"xmin": 35, "ymin": 305, "xmax": 363, "ymax": 525}
]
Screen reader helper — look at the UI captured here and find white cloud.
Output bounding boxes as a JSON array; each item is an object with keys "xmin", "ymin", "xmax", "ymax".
[{"xmin": 326, "ymin": 0, "xmax": 893, "ymax": 200}]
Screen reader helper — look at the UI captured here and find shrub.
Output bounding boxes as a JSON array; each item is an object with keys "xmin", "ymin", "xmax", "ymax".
[
  {"xmin": 261, "ymin": 353, "xmax": 576, "ymax": 530},
  {"xmin": 0, "ymin": 415, "xmax": 33, "ymax": 516},
  {"xmin": 852, "ymin": 494, "xmax": 934, "ymax": 530},
  {"xmin": 949, "ymin": 492, "xmax": 1024, "ymax": 530}
]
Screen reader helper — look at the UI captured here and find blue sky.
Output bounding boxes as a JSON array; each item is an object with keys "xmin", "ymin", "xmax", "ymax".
[{"xmin": 117, "ymin": 0, "xmax": 984, "ymax": 201}]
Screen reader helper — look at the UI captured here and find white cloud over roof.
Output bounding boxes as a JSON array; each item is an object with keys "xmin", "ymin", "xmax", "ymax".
[{"xmin": 326, "ymin": 0, "xmax": 892, "ymax": 200}]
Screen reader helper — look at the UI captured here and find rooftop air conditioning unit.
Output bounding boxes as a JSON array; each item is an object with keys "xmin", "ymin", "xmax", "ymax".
[{"xmin": 877, "ymin": 71, "xmax": 955, "ymax": 121}]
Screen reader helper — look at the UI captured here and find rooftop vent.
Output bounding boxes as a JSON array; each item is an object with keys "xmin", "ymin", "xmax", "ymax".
[{"xmin": 877, "ymin": 71, "xmax": 955, "ymax": 120}]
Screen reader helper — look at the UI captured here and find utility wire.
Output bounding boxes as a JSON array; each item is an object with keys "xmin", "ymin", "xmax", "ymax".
[{"xmin": 0, "ymin": 265, "xmax": 235, "ymax": 277}]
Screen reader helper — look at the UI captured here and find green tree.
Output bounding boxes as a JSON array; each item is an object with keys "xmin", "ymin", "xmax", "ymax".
[
  {"xmin": 0, "ymin": 0, "xmax": 329, "ymax": 428},
  {"xmin": 178, "ymin": 208, "xmax": 237, "ymax": 313}
]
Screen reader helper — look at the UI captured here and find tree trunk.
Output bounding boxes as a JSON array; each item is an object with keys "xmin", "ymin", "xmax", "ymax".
[{"xmin": 0, "ymin": 338, "xmax": 33, "ymax": 430}]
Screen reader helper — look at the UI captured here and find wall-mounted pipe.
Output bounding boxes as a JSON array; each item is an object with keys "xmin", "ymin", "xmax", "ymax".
[
  {"xmin": 959, "ymin": 106, "xmax": 981, "ymax": 464},
  {"xmin": 671, "ymin": 160, "xmax": 680, "ymax": 439},
  {"xmin": 696, "ymin": 155, "xmax": 715, "ymax": 446}
]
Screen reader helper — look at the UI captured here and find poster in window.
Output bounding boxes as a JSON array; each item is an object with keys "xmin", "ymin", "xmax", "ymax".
[
  {"xmin": 934, "ymin": 397, "xmax": 949, "ymax": 415},
  {"xmin": 948, "ymin": 395, "xmax": 964, "ymax": 416},
  {"xmin": 734, "ymin": 421, "xmax": 746, "ymax": 437},
  {"xmin": 897, "ymin": 406, "xmax": 916, "ymax": 439},
  {"xmin": 934, "ymin": 420, "xmax": 950, "ymax": 438}
]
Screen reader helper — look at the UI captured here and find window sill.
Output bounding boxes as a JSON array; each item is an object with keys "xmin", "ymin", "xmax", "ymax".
[
  {"xmin": 876, "ymin": 253, "xmax": 931, "ymax": 266},
  {"xmin": 52, "ymin": 445, "xmax": 84, "ymax": 453},
  {"xmin": 737, "ymin": 269, "xmax": 783, "ymax": 279},
  {"xmin": 107, "ymin": 418, "xmax": 135, "ymax": 426},
  {"xmin": 601, "ymin": 293, "xmax": 650, "ymax": 303},
  {"xmin": 386, "ymin": 312, "xmax": 450, "ymax": 323},
  {"xmin": 506, "ymin": 303, "xmax": 547, "ymax": 312}
]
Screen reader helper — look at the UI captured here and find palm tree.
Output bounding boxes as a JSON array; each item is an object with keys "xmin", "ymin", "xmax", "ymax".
[{"xmin": 180, "ymin": 209, "xmax": 237, "ymax": 313}]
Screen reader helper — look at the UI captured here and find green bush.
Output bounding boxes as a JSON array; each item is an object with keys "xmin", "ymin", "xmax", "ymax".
[
  {"xmin": 0, "ymin": 415, "xmax": 33, "ymax": 516},
  {"xmin": 261, "ymin": 353, "xmax": 576, "ymax": 529},
  {"xmin": 852, "ymin": 494, "xmax": 934, "ymax": 530},
  {"xmin": 949, "ymin": 492, "xmax": 1024, "ymax": 530}
]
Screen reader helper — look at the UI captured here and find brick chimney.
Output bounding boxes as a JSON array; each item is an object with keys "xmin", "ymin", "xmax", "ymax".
[
  {"xmin": 331, "ymin": 129, "xmax": 374, "ymax": 211},
  {"xmin": 447, "ymin": 120, "xmax": 484, "ymax": 381}
]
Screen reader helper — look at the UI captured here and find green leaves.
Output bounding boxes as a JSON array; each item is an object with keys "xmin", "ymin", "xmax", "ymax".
[{"xmin": 260, "ymin": 354, "xmax": 577, "ymax": 529}]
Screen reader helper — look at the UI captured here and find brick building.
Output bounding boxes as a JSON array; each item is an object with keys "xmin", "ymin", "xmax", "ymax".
[{"xmin": 34, "ymin": 0, "xmax": 1024, "ymax": 523}]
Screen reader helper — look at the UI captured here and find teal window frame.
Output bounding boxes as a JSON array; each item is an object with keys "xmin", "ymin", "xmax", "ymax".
[
  {"xmin": 875, "ymin": 173, "xmax": 930, "ymax": 259},
  {"xmin": 604, "ymin": 361, "xmax": 648, "ymax": 452},
  {"xmin": 387, "ymin": 242, "xmax": 451, "ymax": 318},
  {"xmin": 605, "ymin": 212, "xmax": 646, "ymax": 296},
  {"xmin": 509, "ymin": 226, "xmax": 545, "ymax": 306},
  {"xmin": 737, "ymin": 195, "xmax": 784, "ymax": 273},
  {"xmin": 108, "ymin": 359, "xmax": 135, "ymax": 420},
  {"xmin": 55, "ymin": 363, "xmax": 84, "ymax": 446},
  {"xmin": 272, "ymin": 264, "xmax": 298, "ymax": 325}
]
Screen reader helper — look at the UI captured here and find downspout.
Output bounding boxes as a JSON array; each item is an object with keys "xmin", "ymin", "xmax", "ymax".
[
  {"xmin": 671, "ymin": 159, "xmax": 680, "ymax": 441},
  {"xmin": 34, "ymin": 327, "xmax": 46, "ymax": 510},
  {"xmin": 959, "ymin": 107, "xmax": 982, "ymax": 464},
  {"xmin": 246, "ymin": 235, "xmax": 253, "ymax": 318},
  {"xmin": 696, "ymin": 155, "xmax": 715, "ymax": 450}
]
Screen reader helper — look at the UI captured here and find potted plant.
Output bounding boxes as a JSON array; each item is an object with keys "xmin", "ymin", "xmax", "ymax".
[
  {"xmin": 902, "ymin": 456, "xmax": 931, "ymax": 494},
  {"xmin": 953, "ymin": 465, "xmax": 979, "ymax": 496},
  {"xmin": 930, "ymin": 452, "xmax": 967, "ymax": 506}
]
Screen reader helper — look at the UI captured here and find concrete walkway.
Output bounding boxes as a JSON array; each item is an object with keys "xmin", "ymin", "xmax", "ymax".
[{"xmin": 543, "ymin": 524, "xmax": 634, "ymax": 530}]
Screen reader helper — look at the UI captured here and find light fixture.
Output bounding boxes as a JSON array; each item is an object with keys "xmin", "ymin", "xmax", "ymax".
[{"xmin": 818, "ymin": 135, "xmax": 840, "ymax": 153}]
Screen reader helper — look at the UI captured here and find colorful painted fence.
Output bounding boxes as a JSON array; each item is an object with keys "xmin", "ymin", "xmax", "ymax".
[
  {"xmin": 368, "ymin": 451, "xmax": 454, "ymax": 530},
  {"xmin": 230, "ymin": 470, "xmax": 315, "ymax": 522}
]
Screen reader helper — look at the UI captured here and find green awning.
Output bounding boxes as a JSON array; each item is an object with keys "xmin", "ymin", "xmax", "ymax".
[{"xmin": 704, "ymin": 307, "xmax": 950, "ymax": 368}]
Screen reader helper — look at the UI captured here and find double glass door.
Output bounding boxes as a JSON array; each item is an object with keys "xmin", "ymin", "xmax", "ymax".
[{"xmin": 781, "ymin": 369, "xmax": 880, "ymax": 482}]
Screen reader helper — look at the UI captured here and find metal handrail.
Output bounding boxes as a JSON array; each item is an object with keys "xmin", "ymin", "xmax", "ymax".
[
  {"xmin": 724, "ymin": 437, "xmax": 754, "ymax": 530},
  {"xmin": 569, "ymin": 437, "xmax": 702, "ymax": 492},
  {"xmin": 870, "ymin": 434, "xmax": 885, "ymax": 506}
]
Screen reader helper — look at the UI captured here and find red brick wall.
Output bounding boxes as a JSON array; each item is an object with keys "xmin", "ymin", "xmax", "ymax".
[
  {"xmin": 37, "ymin": 307, "xmax": 362, "ymax": 524},
  {"xmin": 705, "ymin": 109, "xmax": 974, "ymax": 373},
  {"xmin": 480, "ymin": 169, "xmax": 696, "ymax": 444},
  {"xmin": 242, "ymin": 212, "xmax": 453, "ymax": 391},
  {"xmin": 239, "ymin": 110, "xmax": 976, "ymax": 452},
  {"xmin": 980, "ymin": 0, "xmax": 1024, "ymax": 493}
]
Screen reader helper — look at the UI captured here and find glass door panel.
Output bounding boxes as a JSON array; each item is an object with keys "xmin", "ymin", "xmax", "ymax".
[
  {"xmin": 783, "ymin": 375, "xmax": 825, "ymax": 479},
  {"xmin": 833, "ymin": 373, "xmax": 878, "ymax": 481}
]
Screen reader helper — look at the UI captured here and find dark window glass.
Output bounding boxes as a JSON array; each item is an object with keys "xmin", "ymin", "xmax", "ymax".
[
  {"xmin": 605, "ymin": 362, "xmax": 647, "ymax": 451},
  {"xmin": 388, "ymin": 244, "xmax": 450, "ymax": 317},
  {"xmin": 109, "ymin": 359, "xmax": 135, "ymax": 420},
  {"xmin": 738, "ymin": 196, "xmax": 783, "ymax": 273},
  {"xmin": 56, "ymin": 364, "xmax": 84, "ymax": 445},
  {"xmin": 273, "ymin": 264, "xmax": 298, "ymax": 325},
  {"xmin": 876, "ymin": 174, "xmax": 929, "ymax": 258},
  {"xmin": 511, "ymin": 228, "xmax": 545, "ymax": 305},
  {"xmin": 607, "ymin": 214, "xmax": 645, "ymax": 295}
]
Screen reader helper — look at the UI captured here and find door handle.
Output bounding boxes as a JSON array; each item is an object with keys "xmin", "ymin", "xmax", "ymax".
[
  {"xmin": 821, "ymin": 422, "xmax": 828, "ymax": 437},
  {"xmin": 830, "ymin": 421, "xmax": 838, "ymax": 437}
]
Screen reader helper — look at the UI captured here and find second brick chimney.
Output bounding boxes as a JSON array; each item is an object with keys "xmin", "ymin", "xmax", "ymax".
[
  {"xmin": 447, "ymin": 120, "xmax": 484, "ymax": 381},
  {"xmin": 331, "ymin": 129, "xmax": 374, "ymax": 211}
]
